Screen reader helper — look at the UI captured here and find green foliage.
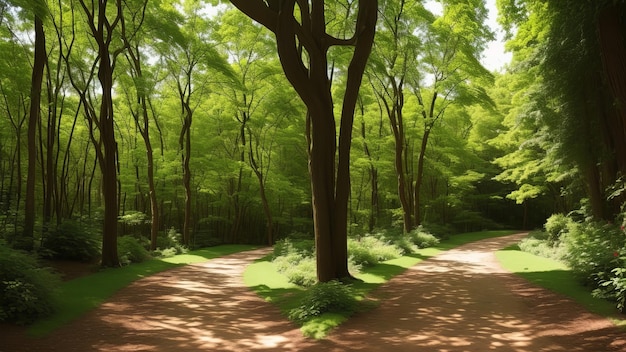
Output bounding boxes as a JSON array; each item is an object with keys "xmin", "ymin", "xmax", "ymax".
[
  {"xmin": 562, "ymin": 221, "xmax": 625, "ymax": 287},
  {"xmin": 273, "ymin": 237, "xmax": 314, "ymax": 258},
  {"xmin": 274, "ymin": 254, "xmax": 317, "ymax": 287},
  {"xmin": 41, "ymin": 221, "xmax": 101, "ymax": 262},
  {"xmin": 156, "ymin": 228, "xmax": 187, "ymax": 255},
  {"xmin": 518, "ymin": 231, "xmax": 567, "ymax": 261},
  {"xmin": 375, "ymin": 226, "xmax": 440, "ymax": 254},
  {"xmin": 0, "ymin": 241, "xmax": 60, "ymax": 324},
  {"xmin": 348, "ymin": 236, "xmax": 402, "ymax": 267},
  {"xmin": 593, "ymin": 250, "xmax": 626, "ymax": 313},
  {"xmin": 272, "ymin": 238, "xmax": 317, "ymax": 287},
  {"xmin": 409, "ymin": 227, "xmax": 440, "ymax": 249},
  {"xmin": 288, "ymin": 281, "xmax": 358, "ymax": 324},
  {"xmin": 544, "ymin": 213, "xmax": 572, "ymax": 243},
  {"xmin": 117, "ymin": 236, "xmax": 151, "ymax": 265}
]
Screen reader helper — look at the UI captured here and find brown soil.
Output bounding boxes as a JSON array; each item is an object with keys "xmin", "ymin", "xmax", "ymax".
[{"xmin": 2, "ymin": 233, "xmax": 625, "ymax": 352}]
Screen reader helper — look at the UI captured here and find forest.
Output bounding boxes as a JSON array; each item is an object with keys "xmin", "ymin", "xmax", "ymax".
[{"xmin": 1, "ymin": 0, "xmax": 626, "ymax": 326}]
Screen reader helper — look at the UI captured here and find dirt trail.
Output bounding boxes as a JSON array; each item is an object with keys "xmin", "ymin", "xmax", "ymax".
[{"xmin": 2, "ymin": 233, "xmax": 625, "ymax": 351}]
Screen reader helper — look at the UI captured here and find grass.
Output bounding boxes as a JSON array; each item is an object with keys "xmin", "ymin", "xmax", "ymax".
[
  {"xmin": 244, "ymin": 230, "xmax": 518, "ymax": 338},
  {"xmin": 496, "ymin": 245, "xmax": 626, "ymax": 328},
  {"xmin": 28, "ymin": 244, "xmax": 258, "ymax": 337}
]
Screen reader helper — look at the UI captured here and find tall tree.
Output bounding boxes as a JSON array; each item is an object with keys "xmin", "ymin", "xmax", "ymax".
[
  {"xmin": 75, "ymin": 0, "xmax": 129, "ymax": 267},
  {"xmin": 230, "ymin": 0, "xmax": 377, "ymax": 282},
  {"xmin": 22, "ymin": 0, "xmax": 48, "ymax": 250},
  {"xmin": 497, "ymin": 0, "xmax": 626, "ymax": 220}
]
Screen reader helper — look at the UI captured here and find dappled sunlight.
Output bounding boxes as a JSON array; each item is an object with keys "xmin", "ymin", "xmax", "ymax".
[
  {"xmin": 315, "ymin": 234, "xmax": 626, "ymax": 352},
  {"xmin": 10, "ymin": 235, "xmax": 626, "ymax": 352},
  {"xmin": 74, "ymin": 248, "xmax": 317, "ymax": 351}
]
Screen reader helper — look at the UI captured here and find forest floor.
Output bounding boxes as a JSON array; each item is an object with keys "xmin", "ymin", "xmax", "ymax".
[{"xmin": 2, "ymin": 233, "xmax": 626, "ymax": 352}]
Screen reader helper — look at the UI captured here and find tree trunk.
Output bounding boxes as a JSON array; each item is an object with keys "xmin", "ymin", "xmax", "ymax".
[
  {"xmin": 230, "ymin": 0, "xmax": 377, "ymax": 282},
  {"xmin": 22, "ymin": 14, "xmax": 46, "ymax": 250},
  {"xmin": 413, "ymin": 126, "xmax": 432, "ymax": 226},
  {"xmin": 181, "ymin": 113, "xmax": 192, "ymax": 246}
]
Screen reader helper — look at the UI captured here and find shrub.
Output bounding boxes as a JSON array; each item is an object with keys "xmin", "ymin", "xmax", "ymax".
[
  {"xmin": 274, "ymin": 254, "xmax": 317, "ymax": 287},
  {"xmin": 272, "ymin": 239, "xmax": 317, "ymax": 287},
  {"xmin": 156, "ymin": 228, "xmax": 187, "ymax": 255},
  {"xmin": 593, "ymin": 250, "xmax": 626, "ymax": 313},
  {"xmin": 348, "ymin": 236, "xmax": 402, "ymax": 267},
  {"xmin": 544, "ymin": 214, "xmax": 572, "ymax": 243},
  {"xmin": 518, "ymin": 236, "xmax": 568, "ymax": 261},
  {"xmin": 409, "ymin": 226, "xmax": 440, "ymax": 248},
  {"xmin": 273, "ymin": 237, "xmax": 314, "ymax": 258},
  {"xmin": 151, "ymin": 247, "xmax": 178, "ymax": 259},
  {"xmin": 117, "ymin": 236, "xmax": 151, "ymax": 265},
  {"xmin": 41, "ymin": 220, "xmax": 100, "ymax": 262},
  {"xmin": 0, "ymin": 241, "xmax": 60, "ymax": 324},
  {"xmin": 562, "ymin": 221, "xmax": 625, "ymax": 286},
  {"xmin": 288, "ymin": 280, "xmax": 358, "ymax": 324}
]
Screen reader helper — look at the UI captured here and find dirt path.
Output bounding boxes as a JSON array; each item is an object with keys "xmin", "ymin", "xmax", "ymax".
[{"xmin": 2, "ymin": 233, "xmax": 626, "ymax": 351}]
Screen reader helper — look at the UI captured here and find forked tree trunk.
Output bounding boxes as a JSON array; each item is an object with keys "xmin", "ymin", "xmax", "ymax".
[{"xmin": 230, "ymin": 0, "xmax": 377, "ymax": 282}]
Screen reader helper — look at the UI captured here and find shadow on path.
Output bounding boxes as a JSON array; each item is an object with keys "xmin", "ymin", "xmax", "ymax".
[{"xmin": 2, "ymin": 234, "xmax": 625, "ymax": 351}]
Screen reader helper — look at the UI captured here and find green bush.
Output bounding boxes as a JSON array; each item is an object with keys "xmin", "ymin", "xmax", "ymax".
[
  {"xmin": 288, "ymin": 280, "xmax": 358, "ymax": 324},
  {"xmin": 563, "ymin": 221, "xmax": 625, "ymax": 286},
  {"xmin": 273, "ymin": 237, "xmax": 314, "ymax": 258},
  {"xmin": 0, "ymin": 241, "xmax": 60, "ymax": 324},
  {"xmin": 545, "ymin": 214, "xmax": 572, "ymax": 243},
  {"xmin": 274, "ymin": 254, "xmax": 317, "ymax": 287},
  {"xmin": 272, "ymin": 238, "xmax": 317, "ymax": 287},
  {"xmin": 517, "ymin": 230, "xmax": 566, "ymax": 261},
  {"xmin": 41, "ymin": 220, "xmax": 101, "ymax": 262},
  {"xmin": 348, "ymin": 236, "xmax": 402, "ymax": 267},
  {"xmin": 117, "ymin": 236, "xmax": 151, "ymax": 265},
  {"xmin": 409, "ymin": 226, "xmax": 440, "ymax": 248},
  {"xmin": 156, "ymin": 228, "xmax": 187, "ymax": 255},
  {"xmin": 152, "ymin": 247, "xmax": 178, "ymax": 259},
  {"xmin": 593, "ymin": 249, "xmax": 626, "ymax": 313}
]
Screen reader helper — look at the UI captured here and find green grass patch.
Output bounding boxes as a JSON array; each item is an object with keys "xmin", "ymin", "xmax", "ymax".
[
  {"xmin": 28, "ymin": 244, "xmax": 258, "ymax": 337},
  {"xmin": 496, "ymin": 245, "xmax": 626, "ymax": 328},
  {"xmin": 244, "ymin": 230, "xmax": 517, "ymax": 338}
]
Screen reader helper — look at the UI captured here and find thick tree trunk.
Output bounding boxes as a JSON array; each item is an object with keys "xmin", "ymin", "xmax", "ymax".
[
  {"xmin": 230, "ymin": 0, "xmax": 377, "ymax": 282},
  {"xmin": 597, "ymin": 4, "xmax": 626, "ymax": 197}
]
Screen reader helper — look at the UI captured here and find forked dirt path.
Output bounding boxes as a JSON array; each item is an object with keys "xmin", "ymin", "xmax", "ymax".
[{"xmin": 2, "ymin": 233, "xmax": 626, "ymax": 351}]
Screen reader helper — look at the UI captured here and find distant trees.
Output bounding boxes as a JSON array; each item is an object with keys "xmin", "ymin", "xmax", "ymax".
[
  {"xmin": 7, "ymin": 0, "xmax": 614, "ymax": 272},
  {"xmin": 495, "ymin": 0, "xmax": 626, "ymax": 222}
]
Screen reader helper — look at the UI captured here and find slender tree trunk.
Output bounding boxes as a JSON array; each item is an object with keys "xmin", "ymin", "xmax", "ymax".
[
  {"xmin": 180, "ymin": 110, "xmax": 192, "ymax": 246},
  {"xmin": 84, "ymin": 0, "xmax": 121, "ymax": 267},
  {"xmin": 23, "ymin": 15, "xmax": 46, "ymax": 250},
  {"xmin": 413, "ymin": 126, "xmax": 432, "ymax": 226}
]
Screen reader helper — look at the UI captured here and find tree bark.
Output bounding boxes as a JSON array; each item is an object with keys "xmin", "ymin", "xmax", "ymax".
[{"xmin": 23, "ymin": 14, "xmax": 46, "ymax": 250}]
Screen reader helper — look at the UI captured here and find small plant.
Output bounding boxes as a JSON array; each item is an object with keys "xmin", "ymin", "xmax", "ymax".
[
  {"xmin": 0, "ymin": 241, "xmax": 60, "ymax": 324},
  {"xmin": 348, "ymin": 236, "xmax": 402, "ymax": 267},
  {"xmin": 518, "ymin": 232, "xmax": 567, "ymax": 261},
  {"xmin": 288, "ymin": 280, "xmax": 358, "ymax": 324},
  {"xmin": 117, "ymin": 236, "xmax": 151, "ymax": 265},
  {"xmin": 272, "ymin": 239, "xmax": 317, "ymax": 287},
  {"xmin": 409, "ymin": 226, "xmax": 440, "ymax": 248},
  {"xmin": 156, "ymin": 228, "xmax": 187, "ymax": 255}
]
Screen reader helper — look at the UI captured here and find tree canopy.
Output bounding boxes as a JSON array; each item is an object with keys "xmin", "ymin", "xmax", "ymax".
[{"xmin": 1, "ymin": 0, "xmax": 624, "ymax": 281}]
